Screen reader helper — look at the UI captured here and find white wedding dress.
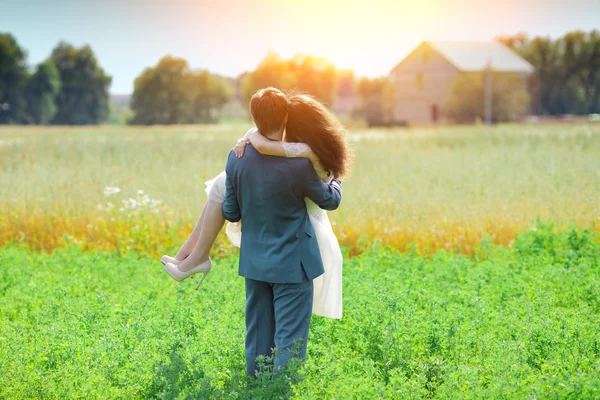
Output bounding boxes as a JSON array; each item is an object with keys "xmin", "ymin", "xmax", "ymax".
[{"xmin": 205, "ymin": 142, "xmax": 343, "ymax": 319}]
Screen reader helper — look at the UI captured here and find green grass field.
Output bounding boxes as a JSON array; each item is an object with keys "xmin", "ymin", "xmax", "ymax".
[
  {"xmin": 1, "ymin": 225, "xmax": 599, "ymax": 399},
  {"xmin": 1, "ymin": 123, "xmax": 600, "ymax": 398}
]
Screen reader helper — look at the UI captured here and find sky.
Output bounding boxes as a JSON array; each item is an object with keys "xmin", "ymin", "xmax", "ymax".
[{"xmin": 2, "ymin": 0, "xmax": 599, "ymax": 94}]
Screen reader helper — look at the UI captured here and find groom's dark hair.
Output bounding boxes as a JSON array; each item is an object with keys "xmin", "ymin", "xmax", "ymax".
[{"xmin": 250, "ymin": 87, "xmax": 288, "ymax": 135}]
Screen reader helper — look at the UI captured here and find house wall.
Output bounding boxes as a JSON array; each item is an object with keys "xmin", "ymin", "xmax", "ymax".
[{"xmin": 390, "ymin": 43, "xmax": 460, "ymax": 124}]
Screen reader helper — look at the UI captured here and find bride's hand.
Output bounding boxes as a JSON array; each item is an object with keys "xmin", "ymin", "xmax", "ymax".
[{"xmin": 234, "ymin": 138, "xmax": 251, "ymax": 158}]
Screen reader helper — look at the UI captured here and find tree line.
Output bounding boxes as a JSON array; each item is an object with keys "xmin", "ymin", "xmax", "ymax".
[
  {"xmin": 2, "ymin": 29, "xmax": 598, "ymax": 126},
  {"xmin": 0, "ymin": 33, "xmax": 342, "ymax": 126},
  {"xmin": 123, "ymin": 30, "xmax": 600, "ymax": 125},
  {"xmin": 130, "ymin": 52, "xmax": 342, "ymax": 124},
  {"xmin": 498, "ymin": 30, "xmax": 600, "ymax": 115},
  {"xmin": 0, "ymin": 33, "xmax": 111, "ymax": 125}
]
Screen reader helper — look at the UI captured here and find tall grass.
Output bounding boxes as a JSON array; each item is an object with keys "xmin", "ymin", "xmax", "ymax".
[{"xmin": 1, "ymin": 123, "xmax": 599, "ymax": 256}]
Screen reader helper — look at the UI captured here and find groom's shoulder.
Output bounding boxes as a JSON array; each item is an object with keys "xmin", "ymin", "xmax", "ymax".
[
  {"xmin": 226, "ymin": 146, "xmax": 258, "ymax": 169},
  {"xmin": 225, "ymin": 148, "xmax": 241, "ymax": 172},
  {"xmin": 225, "ymin": 148, "xmax": 236, "ymax": 163},
  {"xmin": 280, "ymin": 157, "xmax": 314, "ymax": 179},
  {"xmin": 285, "ymin": 156, "xmax": 312, "ymax": 169}
]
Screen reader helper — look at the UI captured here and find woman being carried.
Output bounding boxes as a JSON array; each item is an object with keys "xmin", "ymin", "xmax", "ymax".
[{"xmin": 162, "ymin": 88, "xmax": 351, "ymax": 319}]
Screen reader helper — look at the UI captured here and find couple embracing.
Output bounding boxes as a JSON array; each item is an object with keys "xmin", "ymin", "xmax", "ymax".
[{"xmin": 161, "ymin": 87, "xmax": 352, "ymax": 376}]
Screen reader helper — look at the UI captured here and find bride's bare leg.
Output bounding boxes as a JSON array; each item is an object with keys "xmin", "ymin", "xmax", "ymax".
[
  {"xmin": 176, "ymin": 199, "xmax": 225, "ymax": 272},
  {"xmin": 173, "ymin": 202, "xmax": 208, "ymax": 261}
]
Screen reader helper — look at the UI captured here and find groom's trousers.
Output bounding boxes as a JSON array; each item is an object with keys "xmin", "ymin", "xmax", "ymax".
[{"xmin": 244, "ymin": 268, "xmax": 314, "ymax": 377}]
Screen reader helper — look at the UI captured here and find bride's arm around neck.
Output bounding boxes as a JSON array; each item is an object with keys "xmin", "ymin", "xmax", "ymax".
[
  {"xmin": 241, "ymin": 127, "xmax": 329, "ymax": 181},
  {"xmin": 245, "ymin": 127, "xmax": 286, "ymax": 157}
]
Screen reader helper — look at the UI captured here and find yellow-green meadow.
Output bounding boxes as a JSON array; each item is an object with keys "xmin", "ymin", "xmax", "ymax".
[{"xmin": 1, "ymin": 123, "xmax": 599, "ymax": 256}]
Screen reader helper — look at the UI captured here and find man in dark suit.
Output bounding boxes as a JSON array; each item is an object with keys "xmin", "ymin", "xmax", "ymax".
[{"xmin": 222, "ymin": 87, "xmax": 342, "ymax": 377}]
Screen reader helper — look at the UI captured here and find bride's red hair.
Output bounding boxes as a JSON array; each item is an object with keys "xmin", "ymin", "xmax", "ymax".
[{"xmin": 284, "ymin": 94, "xmax": 352, "ymax": 180}]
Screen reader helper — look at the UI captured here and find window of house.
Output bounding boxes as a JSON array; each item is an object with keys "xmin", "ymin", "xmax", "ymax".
[{"xmin": 415, "ymin": 73, "xmax": 424, "ymax": 89}]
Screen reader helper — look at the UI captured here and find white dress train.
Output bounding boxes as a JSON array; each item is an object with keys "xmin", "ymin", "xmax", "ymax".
[{"xmin": 204, "ymin": 143, "xmax": 343, "ymax": 319}]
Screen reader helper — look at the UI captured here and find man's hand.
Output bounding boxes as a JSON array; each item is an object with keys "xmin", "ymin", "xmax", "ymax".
[{"xmin": 234, "ymin": 138, "xmax": 251, "ymax": 158}]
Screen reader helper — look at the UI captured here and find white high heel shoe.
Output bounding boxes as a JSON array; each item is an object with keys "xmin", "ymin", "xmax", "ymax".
[
  {"xmin": 160, "ymin": 255, "xmax": 181, "ymax": 265},
  {"xmin": 164, "ymin": 259, "xmax": 212, "ymax": 289}
]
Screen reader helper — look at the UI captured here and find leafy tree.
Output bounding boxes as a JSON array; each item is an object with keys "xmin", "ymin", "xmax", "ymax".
[
  {"xmin": 289, "ymin": 55, "xmax": 337, "ymax": 106},
  {"xmin": 0, "ymin": 33, "xmax": 28, "ymax": 124},
  {"xmin": 444, "ymin": 72, "xmax": 530, "ymax": 123},
  {"xmin": 519, "ymin": 36, "xmax": 572, "ymax": 115},
  {"xmin": 184, "ymin": 71, "xmax": 232, "ymax": 123},
  {"xmin": 354, "ymin": 77, "xmax": 394, "ymax": 126},
  {"xmin": 130, "ymin": 67, "xmax": 161, "ymax": 125},
  {"xmin": 241, "ymin": 52, "xmax": 338, "ymax": 107},
  {"xmin": 130, "ymin": 56, "xmax": 232, "ymax": 125},
  {"xmin": 50, "ymin": 42, "xmax": 112, "ymax": 125},
  {"xmin": 240, "ymin": 52, "xmax": 297, "ymax": 106},
  {"xmin": 131, "ymin": 56, "xmax": 189, "ymax": 125},
  {"xmin": 23, "ymin": 61, "xmax": 61, "ymax": 124},
  {"xmin": 562, "ymin": 31, "xmax": 600, "ymax": 114},
  {"xmin": 500, "ymin": 30, "xmax": 600, "ymax": 115}
]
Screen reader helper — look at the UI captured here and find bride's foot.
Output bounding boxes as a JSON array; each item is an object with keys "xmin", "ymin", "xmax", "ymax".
[
  {"xmin": 164, "ymin": 258, "xmax": 212, "ymax": 289},
  {"xmin": 161, "ymin": 255, "xmax": 182, "ymax": 265},
  {"xmin": 177, "ymin": 256, "xmax": 210, "ymax": 273}
]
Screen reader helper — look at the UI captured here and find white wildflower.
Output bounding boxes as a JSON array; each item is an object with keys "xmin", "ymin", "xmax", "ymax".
[{"xmin": 103, "ymin": 186, "xmax": 121, "ymax": 197}]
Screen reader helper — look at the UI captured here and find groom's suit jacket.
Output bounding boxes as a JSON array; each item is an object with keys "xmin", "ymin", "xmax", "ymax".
[{"xmin": 222, "ymin": 146, "xmax": 342, "ymax": 284}]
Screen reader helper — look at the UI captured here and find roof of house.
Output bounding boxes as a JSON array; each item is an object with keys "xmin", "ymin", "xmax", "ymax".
[{"xmin": 392, "ymin": 40, "xmax": 535, "ymax": 74}]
